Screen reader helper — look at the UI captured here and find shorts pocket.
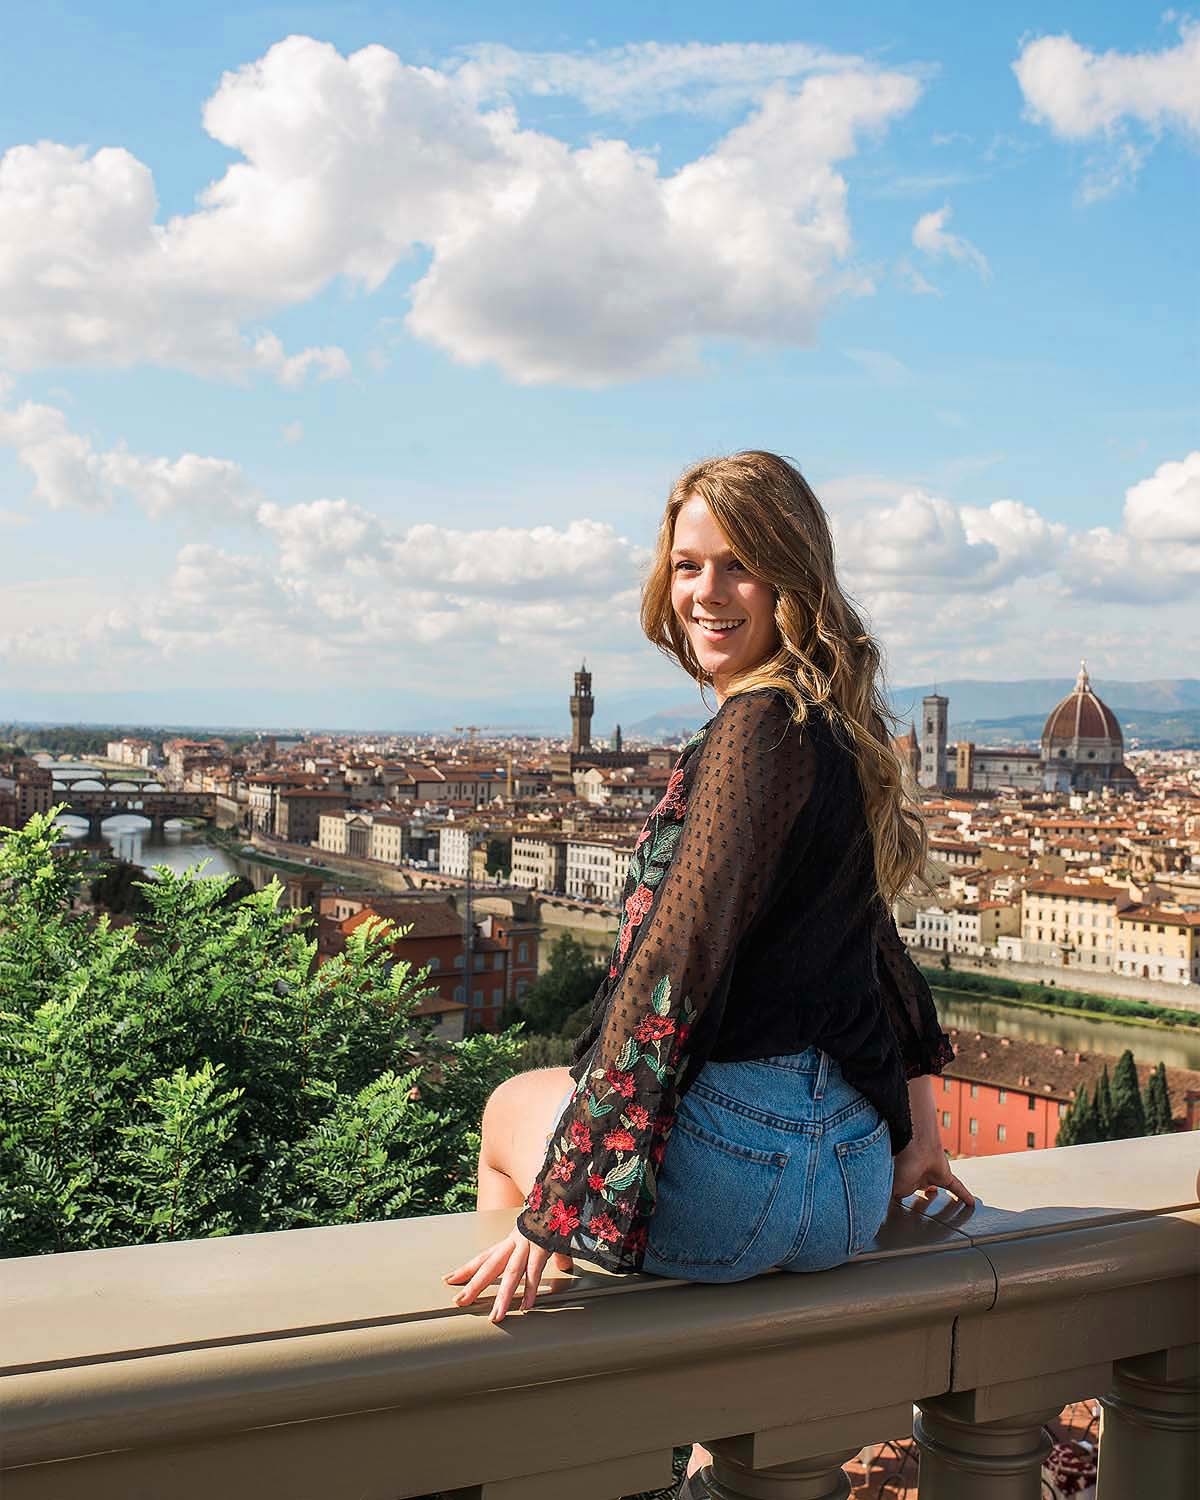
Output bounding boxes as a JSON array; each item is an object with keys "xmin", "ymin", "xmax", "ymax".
[
  {"xmin": 834, "ymin": 1112, "xmax": 892, "ymax": 1257},
  {"xmin": 646, "ymin": 1114, "xmax": 789, "ymax": 1273}
]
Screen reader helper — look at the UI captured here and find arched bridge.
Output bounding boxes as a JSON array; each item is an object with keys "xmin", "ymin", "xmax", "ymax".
[{"xmin": 57, "ymin": 790, "xmax": 216, "ymax": 840}]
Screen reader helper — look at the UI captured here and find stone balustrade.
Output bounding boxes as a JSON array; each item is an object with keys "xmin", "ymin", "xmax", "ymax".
[{"xmin": 3, "ymin": 1133, "xmax": 1197, "ymax": 1500}]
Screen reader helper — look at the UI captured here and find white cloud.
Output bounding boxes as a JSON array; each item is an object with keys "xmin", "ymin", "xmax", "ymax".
[
  {"xmin": 1122, "ymin": 451, "xmax": 1200, "ymax": 542},
  {"xmin": 0, "ymin": 35, "xmax": 922, "ymax": 387},
  {"xmin": 0, "ymin": 143, "xmax": 349, "ymax": 384},
  {"xmin": 1013, "ymin": 21, "xmax": 1200, "ymax": 141},
  {"xmin": 1013, "ymin": 21, "xmax": 1200, "ymax": 195},
  {"xmin": 454, "ymin": 39, "xmax": 876, "ymax": 118},
  {"xmin": 911, "ymin": 204, "xmax": 990, "ymax": 281},
  {"xmin": 0, "ymin": 394, "xmax": 260, "ymax": 517},
  {"xmin": 1060, "ymin": 451, "xmax": 1200, "ymax": 602}
]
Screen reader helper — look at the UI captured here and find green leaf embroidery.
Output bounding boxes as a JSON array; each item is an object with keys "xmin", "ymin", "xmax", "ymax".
[
  {"xmin": 651, "ymin": 974, "xmax": 672, "ymax": 1016},
  {"xmin": 615, "ymin": 1035, "xmax": 639, "ymax": 1072},
  {"xmin": 604, "ymin": 1156, "xmax": 643, "ymax": 1192}
]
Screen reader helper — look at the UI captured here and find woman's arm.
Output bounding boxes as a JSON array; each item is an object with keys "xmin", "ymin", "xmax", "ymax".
[
  {"xmin": 516, "ymin": 689, "xmax": 819, "ymax": 1273},
  {"xmin": 890, "ymin": 1073, "xmax": 976, "ymax": 1206}
]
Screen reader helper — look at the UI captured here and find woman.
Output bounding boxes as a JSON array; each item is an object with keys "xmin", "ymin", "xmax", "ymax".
[{"xmin": 445, "ymin": 451, "xmax": 974, "ymax": 1338}]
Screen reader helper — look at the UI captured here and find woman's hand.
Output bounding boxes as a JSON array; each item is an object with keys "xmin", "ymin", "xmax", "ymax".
[
  {"xmin": 443, "ymin": 1223, "xmax": 574, "ymax": 1324},
  {"xmin": 892, "ymin": 1073, "xmax": 976, "ymax": 1208}
]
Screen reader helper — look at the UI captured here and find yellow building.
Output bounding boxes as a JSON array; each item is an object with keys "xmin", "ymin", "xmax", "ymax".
[
  {"xmin": 1018, "ymin": 877, "xmax": 1134, "ymax": 970},
  {"xmin": 1115, "ymin": 903, "xmax": 1200, "ymax": 985}
]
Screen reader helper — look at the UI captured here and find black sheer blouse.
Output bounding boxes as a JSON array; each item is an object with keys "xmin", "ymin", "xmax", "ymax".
[{"xmin": 516, "ymin": 687, "xmax": 954, "ymax": 1275}]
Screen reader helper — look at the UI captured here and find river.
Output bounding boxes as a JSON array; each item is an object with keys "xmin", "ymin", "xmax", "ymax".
[{"xmin": 51, "ymin": 818, "xmax": 1200, "ymax": 1071}]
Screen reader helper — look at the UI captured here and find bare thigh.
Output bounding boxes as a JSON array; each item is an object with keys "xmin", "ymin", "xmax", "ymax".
[{"xmin": 482, "ymin": 1066, "xmax": 574, "ymax": 1196}]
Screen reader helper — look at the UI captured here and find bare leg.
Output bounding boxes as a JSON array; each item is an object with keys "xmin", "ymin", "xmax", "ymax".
[
  {"xmin": 687, "ymin": 1443, "xmax": 712, "ymax": 1478},
  {"xmin": 474, "ymin": 1065, "xmax": 575, "ymax": 1211}
]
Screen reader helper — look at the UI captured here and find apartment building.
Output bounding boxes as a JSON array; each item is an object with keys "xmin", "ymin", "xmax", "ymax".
[
  {"xmin": 565, "ymin": 838, "xmax": 635, "ymax": 905},
  {"xmin": 510, "ymin": 834, "xmax": 567, "ymax": 894},
  {"xmin": 1114, "ymin": 903, "xmax": 1200, "ymax": 985},
  {"xmin": 1014, "ymin": 877, "xmax": 1134, "ymax": 970}
]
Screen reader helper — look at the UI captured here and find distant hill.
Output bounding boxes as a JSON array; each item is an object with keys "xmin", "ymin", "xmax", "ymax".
[{"xmin": 621, "ymin": 679, "xmax": 1200, "ymax": 747}]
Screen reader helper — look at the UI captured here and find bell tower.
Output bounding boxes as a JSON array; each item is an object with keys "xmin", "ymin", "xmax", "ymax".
[{"xmin": 570, "ymin": 661, "xmax": 594, "ymax": 753}]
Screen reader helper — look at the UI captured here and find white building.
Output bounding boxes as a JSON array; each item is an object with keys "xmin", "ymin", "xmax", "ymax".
[
  {"xmin": 565, "ymin": 839, "xmax": 635, "ymax": 905},
  {"xmin": 511, "ymin": 835, "xmax": 567, "ymax": 893}
]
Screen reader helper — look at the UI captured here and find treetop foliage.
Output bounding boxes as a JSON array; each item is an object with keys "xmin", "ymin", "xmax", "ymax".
[{"xmin": 0, "ymin": 810, "xmax": 525, "ymax": 1256}]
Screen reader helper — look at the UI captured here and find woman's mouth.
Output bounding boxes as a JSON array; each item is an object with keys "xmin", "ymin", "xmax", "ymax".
[{"xmin": 694, "ymin": 617, "xmax": 746, "ymax": 641}]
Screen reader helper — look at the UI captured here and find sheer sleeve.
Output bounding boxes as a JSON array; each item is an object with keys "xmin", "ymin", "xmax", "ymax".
[
  {"xmin": 516, "ymin": 689, "xmax": 816, "ymax": 1274},
  {"xmin": 873, "ymin": 900, "xmax": 955, "ymax": 1079}
]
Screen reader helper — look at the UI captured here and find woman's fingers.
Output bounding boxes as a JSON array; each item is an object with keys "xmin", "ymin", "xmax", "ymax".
[
  {"xmin": 443, "ymin": 1248, "xmax": 490, "ymax": 1284},
  {"xmin": 451, "ymin": 1242, "xmax": 512, "ymax": 1307},
  {"xmin": 492, "ymin": 1243, "xmax": 531, "ymax": 1323},
  {"xmin": 943, "ymin": 1169, "xmax": 976, "ymax": 1209},
  {"xmin": 520, "ymin": 1246, "xmax": 551, "ymax": 1312}
]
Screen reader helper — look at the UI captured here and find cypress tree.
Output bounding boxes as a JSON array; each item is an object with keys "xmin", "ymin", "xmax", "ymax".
[
  {"xmin": 1075, "ymin": 1085, "xmax": 1100, "ymax": 1145},
  {"xmin": 1092, "ymin": 1067, "xmax": 1114, "ymax": 1140},
  {"xmin": 1056, "ymin": 1085, "xmax": 1087, "ymax": 1147},
  {"xmin": 1145, "ymin": 1062, "xmax": 1173, "ymax": 1134},
  {"xmin": 1109, "ymin": 1049, "xmax": 1146, "ymax": 1139}
]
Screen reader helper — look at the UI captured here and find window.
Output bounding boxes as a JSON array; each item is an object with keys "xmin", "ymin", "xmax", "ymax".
[
  {"xmin": 969, "ymin": 1083, "xmax": 979, "ymax": 1099},
  {"xmin": 1058, "ymin": 1102, "xmax": 1068, "ymax": 1118},
  {"xmin": 1026, "ymin": 1132, "xmax": 1037, "ymax": 1148},
  {"xmin": 968, "ymin": 1118, "xmax": 978, "ymax": 1136},
  {"xmin": 941, "ymin": 1111, "xmax": 951, "ymax": 1127},
  {"xmin": 997, "ymin": 1088, "xmax": 1007, "ymax": 1104},
  {"xmin": 943, "ymin": 1078, "xmax": 951, "ymax": 1093},
  {"xmin": 473, "ymin": 989, "xmax": 484, "ymax": 1005},
  {"xmin": 997, "ymin": 1124, "xmax": 1007, "ymax": 1142},
  {"xmin": 492, "ymin": 987, "xmax": 503, "ymax": 1003},
  {"xmin": 494, "ymin": 952, "xmax": 504, "ymax": 970},
  {"xmin": 454, "ymin": 985, "xmax": 465, "ymax": 1003},
  {"xmin": 515, "ymin": 978, "xmax": 529, "ymax": 998},
  {"xmin": 1027, "ymin": 1094, "xmax": 1037, "ymax": 1111},
  {"xmin": 426, "ymin": 956, "xmax": 440, "ymax": 972}
]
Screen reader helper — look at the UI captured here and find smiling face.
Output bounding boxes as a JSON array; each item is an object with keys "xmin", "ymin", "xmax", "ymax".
[{"xmin": 670, "ymin": 494, "xmax": 779, "ymax": 702}]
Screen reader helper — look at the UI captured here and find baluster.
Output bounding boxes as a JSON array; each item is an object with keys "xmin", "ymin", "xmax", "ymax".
[
  {"xmin": 1096, "ymin": 1346, "xmax": 1199, "ymax": 1500},
  {"xmin": 687, "ymin": 1440, "xmax": 860, "ymax": 1499},
  {"xmin": 913, "ymin": 1398, "xmax": 1060, "ymax": 1500}
]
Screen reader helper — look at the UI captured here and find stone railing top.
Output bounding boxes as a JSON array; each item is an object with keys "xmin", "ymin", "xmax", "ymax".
[{"xmin": 3, "ymin": 1134, "xmax": 1196, "ymax": 1380}]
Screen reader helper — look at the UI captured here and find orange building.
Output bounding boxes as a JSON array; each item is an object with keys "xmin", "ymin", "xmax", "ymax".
[{"xmin": 934, "ymin": 1029, "xmax": 1200, "ymax": 1158}]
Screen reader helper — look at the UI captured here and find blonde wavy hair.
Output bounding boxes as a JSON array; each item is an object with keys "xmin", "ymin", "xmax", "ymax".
[{"xmin": 641, "ymin": 450, "xmax": 932, "ymax": 908}]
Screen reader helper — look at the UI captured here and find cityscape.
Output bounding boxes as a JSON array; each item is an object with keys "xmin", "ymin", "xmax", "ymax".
[{"xmin": 3, "ymin": 4, "xmax": 1198, "ymax": 1498}]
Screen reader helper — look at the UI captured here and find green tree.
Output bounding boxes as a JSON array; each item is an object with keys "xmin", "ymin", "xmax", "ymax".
[
  {"xmin": 1144, "ymin": 1062, "xmax": 1173, "ymax": 1135},
  {"xmin": 484, "ymin": 837, "xmax": 511, "ymax": 880},
  {"xmin": 1057, "ymin": 1084, "xmax": 1099, "ymax": 1147},
  {"xmin": 507, "ymin": 932, "xmax": 607, "ymax": 1038},
  {"xmin": 1092, "ymin": 1066, "xmax": 1114, "ymax": 1140},
  {"xmin": 0, "ymin": 809, "xmax": 525, "ymax": 1256},
  {"xmin": 1108, "ymin": 1049, "xmax": 1146, "ymax": 1139}
]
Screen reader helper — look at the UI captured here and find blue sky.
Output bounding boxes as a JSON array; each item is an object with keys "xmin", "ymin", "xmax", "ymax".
[{"xmin": 0, "ymin": 2, "xmax": 1196, "ymax": 730}]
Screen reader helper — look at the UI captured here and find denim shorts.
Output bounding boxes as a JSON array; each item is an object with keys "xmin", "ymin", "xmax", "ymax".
[{"xmin": 549, "ymin": 1046, "xmax": 894, "ymax": 1283}]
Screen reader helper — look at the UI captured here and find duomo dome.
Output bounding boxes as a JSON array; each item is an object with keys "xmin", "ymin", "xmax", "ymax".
[{"xmin": 1040, "ymin": 661, "xmax": 1136, "ymax": 792}]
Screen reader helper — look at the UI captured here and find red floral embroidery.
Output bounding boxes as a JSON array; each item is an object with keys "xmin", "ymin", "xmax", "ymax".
[
  {"xmin": 626, "ymin": 1103, "xmax": 650, "ymax": 1130},
  {"xmin": 635, "ymin": 825, "xmax": 652, "ymax": 849},
  {"xmin": 676, "ymin": 1022, "xmax": 691, "ymax": 1049},
  {"xmin": 651, "ymin": 1139, "xmax": 667, "ymax": 1166},
  {"xmin": 587, "ymin": 1211, "xmax": 621, "ymax": 1244},
  {"xmin": 604, "ymin": 1063, "xmax": 636, "ymax": 1098},
  {"xmin": 651, "ymin": 767, "xmax": 687, "ymax": 820},
  {"xmin": 634, "ymin": 1014, "xmax": 675, "ymax": 1044},
  {"xmin": 569, "ymin": 1120, "xmax": 592, "ymax": 1151},
  {"xmin": 587, "ymin": 1172, "xmax": 605, "ymax": 1190},
  {"xmin": 602, "ymin": 1126, "xmax": 636, "ymax": 1152},
  {"xmin": 526, "ymin": 1182, "xmax": 543, "ymax": 1212},
  {"xmin": 547, "ymin": 1200, "xmax": 580, "ymax": 1235},
  {"xmin": 550, "ymin": 1156, "xmax": 576, "ymax": 1182},
  {"xmin": 625, "ymin": 883, "xmax": 654, "ymax": 924}
]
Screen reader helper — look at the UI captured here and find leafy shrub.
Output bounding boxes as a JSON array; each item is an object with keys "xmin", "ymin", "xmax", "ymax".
[{"xmin": 0, "ymin": 810, "xmax": 525, "ymax": 1256}]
